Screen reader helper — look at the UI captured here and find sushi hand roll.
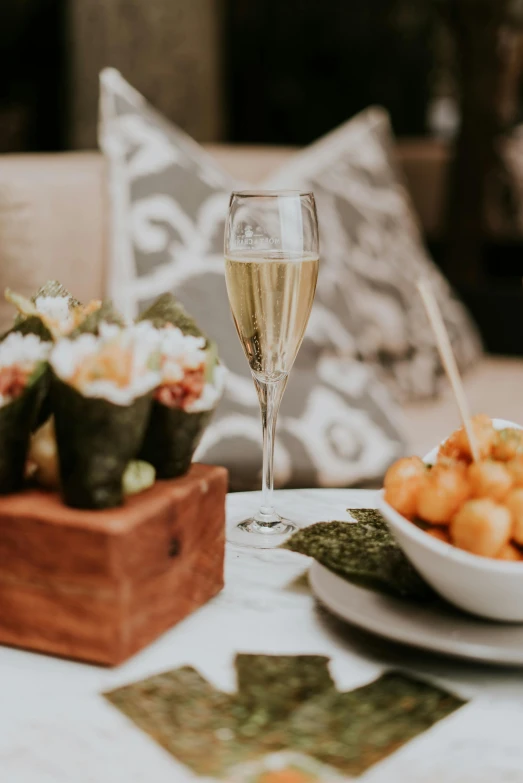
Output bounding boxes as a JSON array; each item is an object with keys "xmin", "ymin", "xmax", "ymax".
[
  {"xmin": 0, "ymin": 332, "xmax": 51, "ymax": 493},
  {"xmin": 138, "ymin": 322, "xmax": 226, "ymax": 478},
  {"xmin": 3, "ymin": 280, "xmax": 113, "ymax": 341},
  {"xmin": 50, "ymin": 324, "xmax": 161, "ymax": 509},
  {"xmin": 68, "ymin": 299, "xmax": 125, "ymax": 337},
  {"xmin": 4, "ymin": 283, "xmax": 125, "ymax": 430}
]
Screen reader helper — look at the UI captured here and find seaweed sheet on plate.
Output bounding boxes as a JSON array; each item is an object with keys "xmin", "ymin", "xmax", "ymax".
[
  {"xmin": 104, "ymin": 656, "xmax": 465, "ymax": 780},
  {"xmin": 51, "ymin": 375, "xmax": 153, "ymax": 509},
  {"xmin": 284, "ymin": 511, "xmax": 435, "ymax": 601},
  {"xmin": 0, "ymin": 363, "xmax": 48, "ymax": 493}
]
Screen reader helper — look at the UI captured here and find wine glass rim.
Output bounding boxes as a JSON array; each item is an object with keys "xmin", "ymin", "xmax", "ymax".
[{"xmin": 231, "ymin": 189, "xmax": 314, "ymax": 199}]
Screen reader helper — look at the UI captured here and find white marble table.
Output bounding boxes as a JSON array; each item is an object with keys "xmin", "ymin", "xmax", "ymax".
[{"xmin": 2, "ymin": 488, "xmax": 523, "ymax": 782}]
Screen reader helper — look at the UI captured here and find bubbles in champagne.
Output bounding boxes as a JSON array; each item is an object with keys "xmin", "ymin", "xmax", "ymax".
[{"xmin": 224, "ymin": 252, "xmax": 319, "ymax": 382}]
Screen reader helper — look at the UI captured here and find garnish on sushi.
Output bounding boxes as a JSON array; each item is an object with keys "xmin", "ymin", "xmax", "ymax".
[
  {"xmin": 0, "ymin": 332, "xmax": 51, "ymax": 492},
  {"xmin": 150, "ymin": 325, "xmax": 224, "ymax": 414},
  {"xmin": 50, "ymin": 323, "xmax": 161, "ymax": 509},
  {"xmin": 4, "ymin": 281, "xmax": 123, "ymax": 341},
  {"xmin": 137, "ymin": 295, "xmax": 225, "ymax": 479},
  {"xmin": 3, "ymin": 281, "xmax": 126, "ymax": 430},
  {"xmin": 384, "ymin": 414, "xmax": 523, "ymax": 561}
]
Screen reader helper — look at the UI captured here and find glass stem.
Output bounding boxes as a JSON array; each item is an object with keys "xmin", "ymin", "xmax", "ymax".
[{"xmin": 254, "ymin": 376, "xmax": 287, "ymax": 519}]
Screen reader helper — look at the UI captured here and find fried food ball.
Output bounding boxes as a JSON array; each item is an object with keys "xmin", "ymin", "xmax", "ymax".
[
  {"xmin": 492, "ymin": 428, "xmax": 523, "ymax": 461},
  {"xmin": 385, "ymin": 482, "xmax": 420, "ymax": 519},
  {"xmin": 426, "ymin": 526, "xmax": 451, "ymax": 544},
  {"xmin": 384, "ymin": 457, "xmax": 426, "ymax": 518},
  {"xmin": 384, "ymin": 456, "xmax": 425, "ymax": 488},
  {"xmin": 436, "ymin": 455, "xmax": 468, "ymax": 473},
  {"xmin": 468, "ymin": 460, "xmax": 513, "ymax": 501},
  {"xmin": 505, "ymin": 488, "xmax": 523, "ymax": 545},
  {"xmin": 438, "ymin": 414, "xmax": 496, "ymax": 463},
  {"xmin": 416, "ymin": 465, "xmax": 470, "ymax": 525},
  {"xmin": 497, "ymin": 543, "xmax": 523, "ymax": 562},
  {"xmin": 450, "ymin": 499, "xmax": 512, "ymax": 557},
  {"xmin": 438, "ymin": 431, "xmax": 465, "ymax": 462},
  {"xmin": 505, "ymin": 457, "xmax": 523, "ymax": 488}
]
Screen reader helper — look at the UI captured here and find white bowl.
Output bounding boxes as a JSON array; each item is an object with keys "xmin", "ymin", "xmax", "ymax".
[{"xmin": 379, "ymin": 419, "xmax": 523, "ymax": 622}]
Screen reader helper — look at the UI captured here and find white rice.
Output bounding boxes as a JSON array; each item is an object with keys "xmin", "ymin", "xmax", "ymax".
[
  {"xmin": 50, "ymin": 323, "xmax": 161, "ymax": 406},
  {"xmin": 0, "ymin": 332, "xmax": 51, "ymax": 368},
  {"xmin": 35, "ymin": 295, "xmax": 74, "ymax": 332},
  {"xmin": 0, "ymin": 332, "xmax": 51, "ymax": 407},
  {"xmin": 186, "ymin": 363, "xmax": 227, "ymax": 413},
  {"xmin": 140, "ymin": 320, "xmax": 226, "ymax": 411},
  {"xmin": 159, "ymin": 328, "xmax": 207, "ymax": 378}
]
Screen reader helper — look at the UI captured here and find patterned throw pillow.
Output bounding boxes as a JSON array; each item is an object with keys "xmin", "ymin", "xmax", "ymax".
[
  {"xmin": 99, "ymin": 68, "xmax": 407, "ymax": 488},
  {"xmin": 100, "ymin": 71, "xmax": 403, "ymax": 489},
  {"xmin": 98, "ymin": 70, "xmax": 470, "ymax": 488},
  {"xmin": 264, "ymin": 109, "xmax": 482, "ymax": 401}
]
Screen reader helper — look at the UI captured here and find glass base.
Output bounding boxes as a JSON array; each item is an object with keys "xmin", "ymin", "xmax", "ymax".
[{"xmin": 227, "ymin": 508, "xmax": 299, "ymax": 549}]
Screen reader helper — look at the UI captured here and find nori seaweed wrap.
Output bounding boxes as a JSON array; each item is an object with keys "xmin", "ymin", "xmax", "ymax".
[
  {"xmin": 139, "ymin": 293, "xmax": 204, "ymax": 338},
  {"xmin": 50, "ymin": 323, "xmax": 160, "ymax": 509},
  {"xmin": 1, "ymin": 315, "xmax": 53, "ymax": 343},
  {"xmin": 137, "ymin": 296, "xmax": 225, "ymax": 478},
  {"xmin": 0, "ymin": 332, "xmax": 51, "ymax": 493},
  {"xmin": 68, "ymin": 299, "xmax": 126, "ymax": 338},
  {"xmin": 140, "ymin": 401, "xmax": 216, "ymax": 479},
  {"xmin": 4, "ymin": 283, "xmax": 125, "ymax": 428}
]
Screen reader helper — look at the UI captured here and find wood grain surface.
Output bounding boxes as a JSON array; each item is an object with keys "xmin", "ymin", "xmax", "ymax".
[{"xmin": 0, "ymin": 464, "xmax": 228, "ymax": 665}]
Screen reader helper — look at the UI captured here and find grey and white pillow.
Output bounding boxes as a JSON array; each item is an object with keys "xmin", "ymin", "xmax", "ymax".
[
  {"xmin": 264, "ymin": 108, "xmax": 482, "ymax": 400},
  {"xmin": 199, "ymin": 356, "xmax": 405, "ymax": 491},
  {"xmin": 98, "ymin": 69, "xmax": 467, "ymax": 488},
  {"xmin": 98, "ymin": 69, "xmax": 405, "ymax": 488}
]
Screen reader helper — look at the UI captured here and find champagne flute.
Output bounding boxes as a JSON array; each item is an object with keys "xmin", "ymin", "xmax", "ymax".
[{"xmin": 224, "ymin": 190, "xmax": 319, "ymax": 548}]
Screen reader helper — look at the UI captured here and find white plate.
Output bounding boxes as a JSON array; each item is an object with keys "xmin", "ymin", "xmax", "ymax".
[
  {"xmin": 309, "ymin": 561, "xmax": 523, "ymax": 666},
  {"xmin": 380, "ymin": 418, "xmax": 523, "ymax": 621}
]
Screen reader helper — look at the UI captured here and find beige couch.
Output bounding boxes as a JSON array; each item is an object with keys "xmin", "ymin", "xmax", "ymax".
[{"xmin": 0, "ymin": 145, "xmax": 522, "ymax": 460}]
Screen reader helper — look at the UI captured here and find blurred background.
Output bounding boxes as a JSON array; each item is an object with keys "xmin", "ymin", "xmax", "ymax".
[{"xmin": 3, "ymin": 0, "xmax": 523, "ymax": 350}]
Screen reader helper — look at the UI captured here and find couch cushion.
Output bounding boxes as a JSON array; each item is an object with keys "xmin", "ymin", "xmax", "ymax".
[
  {"xmin": 0, "ymin": 153, "xmax": 107, "ymax": 331},
  {"xmin": 99, "ymin": 68, "xmax": 406, "ymax": 489}
]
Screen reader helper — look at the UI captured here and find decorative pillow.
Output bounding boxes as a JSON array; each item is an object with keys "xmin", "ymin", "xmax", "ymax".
[
  {"xmin": 198, "ymin": 356, "xmax": 406, "ymax": 490},
  {"xmin": 99, "ymin": 68, "xmax": 406, "ymax": 488},
  {"xmin": 264, "ymin": 108, "xmax": 482, "ymax": 401}
]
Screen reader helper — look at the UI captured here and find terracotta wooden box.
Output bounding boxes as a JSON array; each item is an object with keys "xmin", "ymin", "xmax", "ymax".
[{"xmin": 0, "ymin": 464, "xmax": 228, "ymax": 666}]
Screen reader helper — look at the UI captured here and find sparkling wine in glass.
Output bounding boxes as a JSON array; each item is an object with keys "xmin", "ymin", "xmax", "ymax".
[{"xmin": 224, "ymin": 190, "xmax": 319, "ymax": 548}]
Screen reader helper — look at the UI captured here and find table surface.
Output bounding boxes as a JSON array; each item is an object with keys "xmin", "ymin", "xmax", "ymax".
[{"xmin": 2, "ymin": 488, "xmax": 523, "ymax": 783}]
